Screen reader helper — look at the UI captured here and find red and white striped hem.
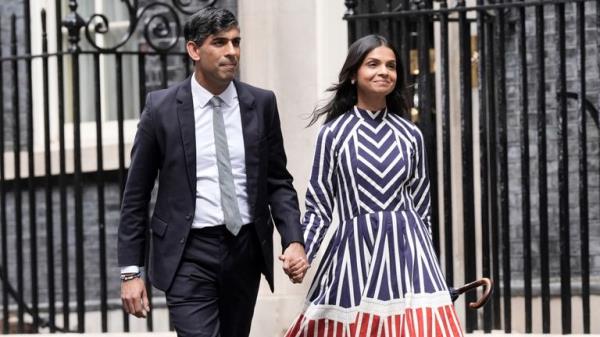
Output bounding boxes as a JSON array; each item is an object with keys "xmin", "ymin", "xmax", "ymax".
[{"xmin": 285, "ymin": 305, "xmax": 463, "ymax": 337}]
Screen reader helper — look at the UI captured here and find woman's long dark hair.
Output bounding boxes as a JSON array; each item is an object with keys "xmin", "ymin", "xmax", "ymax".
[{"xmin": 308, "ymin": 34, "xmax": 409, "ymax": 126}]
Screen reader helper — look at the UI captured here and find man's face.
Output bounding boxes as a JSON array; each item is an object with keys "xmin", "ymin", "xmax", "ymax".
[{"xmin": 190, "ymin": 27, "xmax": 241, "ymax": 92}]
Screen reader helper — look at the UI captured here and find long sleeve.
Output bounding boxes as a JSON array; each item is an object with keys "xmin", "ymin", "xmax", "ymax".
[
  {"xmin": 303, "ymin": 125, "xmax": 337, "ymax": 263},
  {"xmin": 265, "ymin": 92, "xmax": 303, "ymax": 249},
  {"xmin": 118, "ymin": 93, "xmax": 160, "ymax": 267},
  {"xmin": 408, "ymin": 127, "xmax": 432, "ymax": 237}
]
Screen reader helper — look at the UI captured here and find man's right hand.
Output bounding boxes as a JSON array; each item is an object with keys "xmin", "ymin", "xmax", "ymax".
[{"xmin": 121, "ymin": 278, "xmax": 150, "ymax": 318}]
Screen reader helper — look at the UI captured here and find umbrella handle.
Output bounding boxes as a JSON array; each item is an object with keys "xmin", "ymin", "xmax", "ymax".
[{"xmin": 454, "ymin": 278, "xmax": 494, "ymax": 309}]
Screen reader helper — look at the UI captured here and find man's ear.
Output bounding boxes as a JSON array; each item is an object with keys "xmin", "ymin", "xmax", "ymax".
[{"xmin": 186, "ymin": 41, "xmax": 201, "ymax": 61}]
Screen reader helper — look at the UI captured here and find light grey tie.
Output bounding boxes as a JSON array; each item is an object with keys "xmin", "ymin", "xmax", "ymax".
[{"xmin": 210, "ymin": 96, "xmax": 244, "ymax": 235}]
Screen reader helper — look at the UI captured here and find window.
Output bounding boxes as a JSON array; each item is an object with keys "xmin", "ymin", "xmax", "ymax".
[{"xmin": 23, "ymin": 0, "xmax": 143, "ymax": 176}]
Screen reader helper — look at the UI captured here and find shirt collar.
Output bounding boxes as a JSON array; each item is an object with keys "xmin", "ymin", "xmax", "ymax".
[{"xmin": 191, "ymin": 74, "xmax": 238, "ymax": 109}]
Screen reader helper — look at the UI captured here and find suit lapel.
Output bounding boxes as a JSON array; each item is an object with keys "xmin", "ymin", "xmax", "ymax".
[
  {"xmin": 176, "ymin": 77, "xmax": 197, "ymax": 200},
  {"xmin": 235, "ymin": 80, "xmax": 259, "ymax": 215}
]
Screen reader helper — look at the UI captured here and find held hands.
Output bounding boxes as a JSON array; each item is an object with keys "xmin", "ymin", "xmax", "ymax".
[
  {"xmin": 121, "ymin": 278, "xmax": 151, "ymax": 318},
  {"xmin": 279, "ymin": 242, "xmax": 310, "ymax": 284}
]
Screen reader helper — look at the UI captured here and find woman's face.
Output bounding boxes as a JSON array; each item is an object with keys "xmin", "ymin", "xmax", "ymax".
[{"xmin": 354, "ymin": 46, "xmax": 397, "ymax": 102}]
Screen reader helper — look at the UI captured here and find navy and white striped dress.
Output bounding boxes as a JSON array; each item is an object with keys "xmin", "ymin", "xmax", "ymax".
[{"xmin": 286, "ymin": 107, "xmax": 462, "ymax": 337}]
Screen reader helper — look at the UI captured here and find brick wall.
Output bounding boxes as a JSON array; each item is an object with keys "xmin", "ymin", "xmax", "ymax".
[{"xmin": 503, "ymin": 2, "xmax": 600, "ymax": 288}]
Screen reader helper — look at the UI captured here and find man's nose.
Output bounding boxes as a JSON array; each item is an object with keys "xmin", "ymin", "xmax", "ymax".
[{"xmin": 224, "ymin": 41, "xmax": 238, "ymax": 55}]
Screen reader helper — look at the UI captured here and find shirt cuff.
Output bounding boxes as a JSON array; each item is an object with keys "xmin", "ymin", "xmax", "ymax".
[{"xmin": 120, "ymin": 265, "xmax": 142, "ymax": 275}]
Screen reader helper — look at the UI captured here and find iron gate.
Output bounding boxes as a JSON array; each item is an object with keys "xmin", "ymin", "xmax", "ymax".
[
  {"xmin": 344, "ymin": 0, "xmax": 600, "ymax": 334},
  {"xmin": 0, "ymin": 0, "xmax": 599, "ymax": 334},
  {"xmin": 0, "ymin": 0, "xmax": 238, "ymax": 333}
]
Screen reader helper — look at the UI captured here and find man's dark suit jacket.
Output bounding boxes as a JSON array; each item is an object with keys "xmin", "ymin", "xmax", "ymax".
[{"xmin": 118, "ymin": 77, "xmax": 303, "ymax": 292}]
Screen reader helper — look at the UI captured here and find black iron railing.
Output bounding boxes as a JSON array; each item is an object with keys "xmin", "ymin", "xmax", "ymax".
[
  {"xmin": 345, "ymin": 0, "xmax": 599, "ymax": 334},
  {"xmin": 0, "ymin": 0, "xmax": 599, "ymax": 334},
  {"xmin": 0, "ymin": 0, "xmax": 218, "ymax": 333}
]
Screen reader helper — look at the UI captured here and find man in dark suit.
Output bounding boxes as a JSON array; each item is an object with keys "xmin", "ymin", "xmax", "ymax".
[{"xmin": 118, "ymin": 7, "xmax": 309, "ymax": 337}]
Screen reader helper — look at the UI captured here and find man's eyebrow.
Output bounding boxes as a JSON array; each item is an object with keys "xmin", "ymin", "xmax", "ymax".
[{"xmin": 212, "ymin": 36, "xmax": 242, "ymax": 42}]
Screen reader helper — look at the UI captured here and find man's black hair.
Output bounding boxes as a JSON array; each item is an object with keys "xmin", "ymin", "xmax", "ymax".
[{"xmin": 183, "ymin": 7, "xmax": 238, "ymax": 45}]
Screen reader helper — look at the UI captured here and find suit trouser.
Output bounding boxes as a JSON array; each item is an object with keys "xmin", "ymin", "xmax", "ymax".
[{"xmin": 165, "ymin": 224, "xmax": 262, "ymax": 337}]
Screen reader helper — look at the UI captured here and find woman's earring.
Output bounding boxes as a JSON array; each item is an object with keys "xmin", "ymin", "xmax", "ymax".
[{"xmin": 351, "ymin": 79, "xmax": 356, "ymax": 85}]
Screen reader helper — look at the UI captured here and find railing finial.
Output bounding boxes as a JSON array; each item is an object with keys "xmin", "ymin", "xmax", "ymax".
[
  {"xmin": 344, "ymin": 0, "xmax": 357, "ymax": 17},
  {"xmin": 62, "ymin": 0, "xmax": 85, "ymax": 52}
]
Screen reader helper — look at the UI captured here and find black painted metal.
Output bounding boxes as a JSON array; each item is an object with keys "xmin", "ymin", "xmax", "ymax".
[
  {"xmin": 23, "ymin": 1, "xmax": 39, "ymax": 332},
  {"xmin": 115, "ymin": 53, "xmax": 130, "ymax": 333},
  {"xmin": 345, "ymin": 0, "xmax": 358, "ymax": 44},
  {"xmin": 561, "ymin": 93, "xmax": 600, "ymax": 129},
  {"xmin": 1, "ymin": 0, "xmax": 202, "ymax": 332},
  {"xmin": 517, "ymin": 2, "xmax": 532, "ymax": 333},
  {"xmin": 457, "ymin": 0, "xmax": 477, "ymax": 332},
  {"xmin": 399, "ymin": 0, "xmax": 411, "ymax": 93},
  {"xmin": 0, "ymin": 14, "xmax": 8, "ymax": 335},
  {"xmin": 161, "ymin": 54, "xmax": 169, "ymax": 89},
  {"xmin": 71, "ymin": 49, "xmax": 86, "ymax": 334},
  {"xmin": 485, "ymin": 17, "xmax": 501, "ymax": 330},
  {"xmin": 0, "ymin": 0, "xmax": 599, "ymax": 333},
  {"xmin": 10, "ymin": 14, "xmax": 25, "ymax": 333},
  {"xmin": 138, "ymin": 54, "xmax": 148, "ymax": 117},
  {"xmin": 55, "ymin": 0, "xmax": 71, "ymax": 329},
  {"xmin": 576, "ymin": 2, "xmax": 590, "ymax": 333},
  {"xmin": 41, "ymin": 9, "xmax": 56, "ymax": 333},
  {"xmin": 494, "ymin": 6, "xmax": 511, "ymax": 333},
  {"xmin": 416, "ymin": 0, "xmax": 437, "ymax": 265},
  {"xmin": 343, "ymin": 0, "xmax": 600, "ymax": 333},
  {"xmin": 116, "ymin": 53, "xmax": 126, "ymax": 201},
  {"xmin": 439, "ymin": 0, "xmax": 453, "ymax": 287},
  {"xmin": 84, "ymin": 2, "xmax": 184, "ymax": 53},
  {"xmin": 534, "ymin": 4, "xmax": 551, "ymax": 333},
  {"xmin": 367, "ymin": 1, "xmax": 379, "ymax": 36},
  {"xmin": 476, "ymin": 2, "xmax": 492, "ymax": 332},
  {"xmin": 92, "ymin": 52, "xmax": 108, "ymax": 333},
  {"xmin": 555, "ymin": 3, "xmax": 571, "ymax": 334},
  {"xmin": 347, "ymin": 0, "xmax": 585, "ymax": 19},
  {"xmin": 63, "ymin": 3, "xmax": 87, "ymax": 331}
]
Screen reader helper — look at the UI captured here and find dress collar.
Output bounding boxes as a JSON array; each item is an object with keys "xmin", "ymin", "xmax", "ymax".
[{"xmin": 353, "ymin": 105, "xmax": 387, "ymax": 121}]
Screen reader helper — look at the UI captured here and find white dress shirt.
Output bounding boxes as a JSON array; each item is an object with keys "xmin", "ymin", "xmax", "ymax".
[
  {"xmin": 121, "ymin": 77, "xmax": 250, "ymax": 275},
  {"xmin": 190, "ymin": 76, "xmax": 251, "ymax": 228}
]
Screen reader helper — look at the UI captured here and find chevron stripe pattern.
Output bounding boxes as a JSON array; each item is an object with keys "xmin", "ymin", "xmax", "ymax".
[{"xmin": 287, "ymin": 107, "xmax": 461, "ymax": 337}]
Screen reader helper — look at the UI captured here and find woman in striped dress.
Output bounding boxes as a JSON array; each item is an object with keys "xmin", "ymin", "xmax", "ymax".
[{"xmin": 285, "ymin": 35, "xmax": 463, "ymax": 337}]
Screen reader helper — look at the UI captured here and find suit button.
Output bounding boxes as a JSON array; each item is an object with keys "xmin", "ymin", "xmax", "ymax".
[
  {"xmin": 180, "ymin": 237, "xmax": 185, "ymax": 244},
  {"xmin": 185, "ymin": 214, "xmax": 192, "ymax": 221}
]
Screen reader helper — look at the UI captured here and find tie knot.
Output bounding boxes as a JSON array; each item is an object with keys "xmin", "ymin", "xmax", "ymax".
[{"xmin": 209, "ymin": 96, "xmax": 222, "ymax": 108}]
